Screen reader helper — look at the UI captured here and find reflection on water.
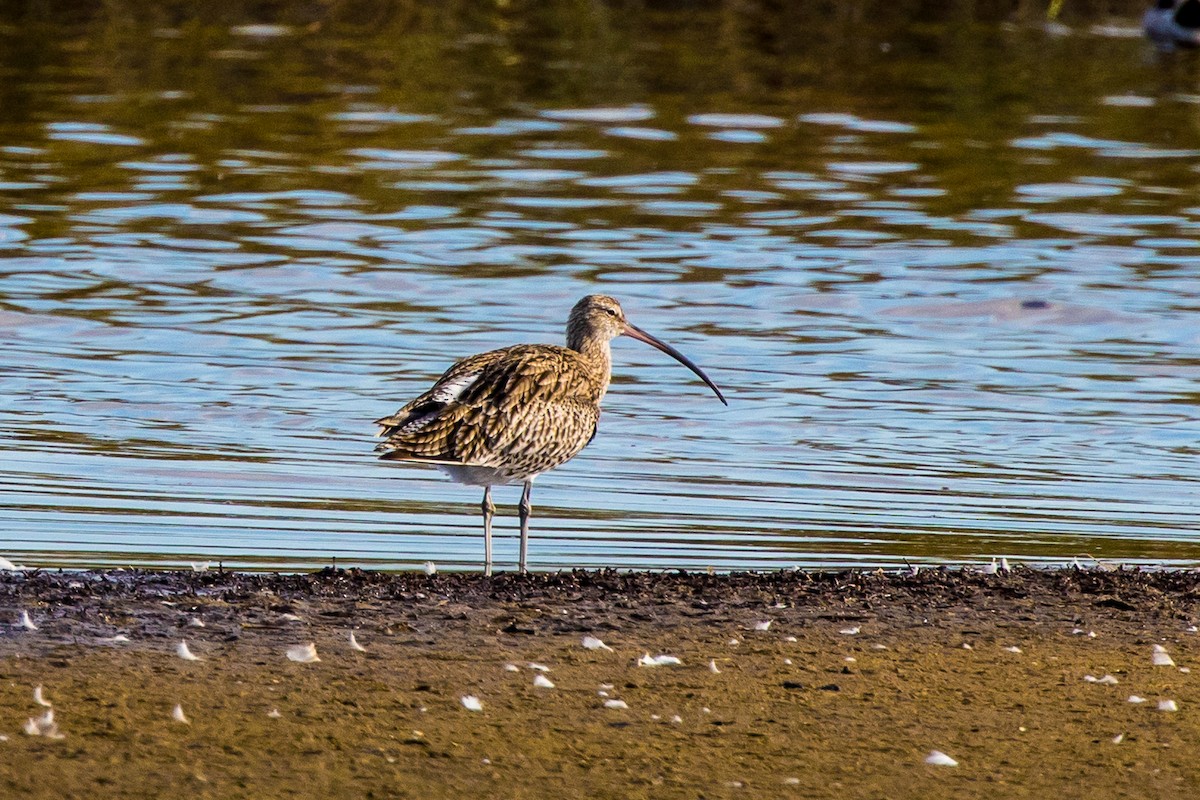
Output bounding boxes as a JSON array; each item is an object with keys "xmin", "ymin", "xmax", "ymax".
[{"xmin": 1, "ymin": 1, "xmax": 1198, "ymax": 572}]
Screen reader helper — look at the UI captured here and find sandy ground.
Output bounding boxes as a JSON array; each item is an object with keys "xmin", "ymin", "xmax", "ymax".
[{"xmin": 1, "ymin": 567, "xmax": 1199, "ymax": 799}]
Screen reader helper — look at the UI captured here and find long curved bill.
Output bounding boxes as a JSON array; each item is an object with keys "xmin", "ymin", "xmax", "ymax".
[{"xmin": 622, "ymin": 322, "xmax": 728, "ymax": 406}]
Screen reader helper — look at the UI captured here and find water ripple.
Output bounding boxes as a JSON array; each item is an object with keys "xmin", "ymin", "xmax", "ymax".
[{"xmin": 1, "ymin": 4, "xmax": 1198, "ymax": 572}]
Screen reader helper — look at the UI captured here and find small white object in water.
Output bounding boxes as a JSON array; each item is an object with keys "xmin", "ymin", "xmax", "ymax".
[
  {"xmin": 527, "ymin": 662, "xmax": 551, "ymax": 672},
  {"xmin": 670, "ymin": 714, "xmax": 682, "ymax": 724},
  {"xmin": 33, "ymin": 686, "xmax": 51, "ymax": 707},
  {"xmin": 190, "ymin": 562, "xmax": 210, "ymax": 573},
  {"xmin": 1128, "ymin": 695, "xmax": 1147, "ymax": 704},
  {"xmin": 1152, "ymin": 645, "xmax": 1175, "ymax": 667},
  {"xmin": 19, "ymin": 611, "xmax": 37, "ymax": 631},
  {"xmin": 286, "ymin": 643, "xmax": 320, "ymax": 663},
  {"xmin": 597, "ymin": 690, "xmax": 609, "ymax": 697},
  {"xmin": 349, "ymin": 631, "xmax": 367, "ymax": 652},
  {"xmin": 176, "ymin": 641, "xmax": 201, "ymax": 661},
  {"xmin": 1003, "ymin": 646, "xmax": 1022, "ymax": 654},
  {"xmin": 1188, "ymin": 625, "xmax": 1199, "ymax": 633},
  {"xmin": 784, "ymin": 635, "xmax": 797, "ymax": 643},
  {"xmin": 1159, "ymin": 699, "xmax": 1179, "ymax": 712},
  {"xmin": 709, "ymin": 659, "xmax": 721, "ymax": 674},
  {"xmin": 603, "ymin": 699, "xmax": 629, "ymax": 710},
  {"xmin": 925, "ymin": 750, "xmax": 958, "ymax": 767},
  {"xmin": 172, "ymin": 704, "xmax": 190, "ymax": 724},
  {"xmin": 267, "ymin": 708, "xmax": 282, "ymax": 718},
  {"xmin": 754, "ymin": 620, "xmax": 772, "ymax": 631},
  {"xmin": 638, "ymin": 653, "xmax": 682, "ymax": 667},
  {"xmin": 1112, "ymin": 733, "xmax": 1125, "ymax": 744},
  {"xmin": 98, "ymin": 634, "xmax": 130, "ymax": 644},
  {"xmin": 783, "ymin": 777, "xmax": 801, "ymax": 785},
  {"xmin": 783, "ymin": 658, "xmax": 793, "ymax": 665},
  {"xmin": 961, "ymin": 643, "xmax": 973, "ymax": 650},
  {"xmin": 423, "ymin": 561, "xmax": 437, "ymax": 575},
  {"xmin": 280, "ymin": 613, "xmax": 303, "ymax": 622},
  {"xmin": 839, "ymin": 627, "xmax": 860, "ymax": 636},
  {"xmin": 504, "ymin": 663, "xmax": 520, "ymax": 673},
  {"xmin": 461, "ymin": 695, "xmax": 483, "ymax": 712},
  {"xmin": 582, "ymin": 636, "xmax": 613, "ymax": 651},
  {"xmin": 728, "ymin": 638, "xmax": 740, "ymax": 646},
  {"xmin": 1181, "ymin": 667, "xmax": 1191, "ymax": 674},
  {"xmin": 533, "ymin": 674, "xmax": 555, "ymax": 689},
  {"xmin": 189, "ymin": 618, "xmax": 205, "ymax": 628},
  {"xmin": 872, "ymin": 643, "xmax": 889, "ymax": 650}
]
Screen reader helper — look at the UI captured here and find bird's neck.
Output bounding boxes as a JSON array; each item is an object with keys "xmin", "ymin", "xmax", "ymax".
[{"xmin": 569, "ymin": 335, "xmax": 613, "ymax": 401}]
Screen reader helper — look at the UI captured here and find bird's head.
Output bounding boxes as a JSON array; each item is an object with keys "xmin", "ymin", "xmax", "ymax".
[
  {"xmin": 567, "ymin": 294, "xmax": 727, "ymax": 405},
  {"xmin": 568, "ymin": 294, "xmax": 627, "ymax": 343}
]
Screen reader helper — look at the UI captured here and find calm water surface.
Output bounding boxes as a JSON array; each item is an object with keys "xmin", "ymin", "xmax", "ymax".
[{"xmin": 1, "ymin": 1, "xmax": 1198, "ymax": 572}]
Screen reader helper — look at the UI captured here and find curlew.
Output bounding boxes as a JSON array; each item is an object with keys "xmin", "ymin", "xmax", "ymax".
[{"xmin": 374, "ymin": 294, "xmax": 727, "ymax": 575}]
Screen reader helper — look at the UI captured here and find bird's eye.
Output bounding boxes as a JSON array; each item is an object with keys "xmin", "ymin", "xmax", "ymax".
[{"xmin": 604, "ymin": 307, "xmax": 618, "ymax": 316}]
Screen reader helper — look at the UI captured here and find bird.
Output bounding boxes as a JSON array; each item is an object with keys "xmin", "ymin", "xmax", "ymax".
[
  {"xmin": 374, "ymin": 294, "xmax": 727, "ymax": 576},
  {"xmin": 1145, "ymin": 0, "xmax": 1200, "ymax": 50}
]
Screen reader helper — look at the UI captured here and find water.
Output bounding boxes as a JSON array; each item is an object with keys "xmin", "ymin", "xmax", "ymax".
[{"xmin": 1, "ymin": 1, "xmax": 1198, "ymax": 572}]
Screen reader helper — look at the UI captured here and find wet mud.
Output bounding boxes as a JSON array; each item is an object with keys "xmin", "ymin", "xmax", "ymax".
[{"xmin": 2, "ymin": 567, "xmax": 1200, "ymax": 798}]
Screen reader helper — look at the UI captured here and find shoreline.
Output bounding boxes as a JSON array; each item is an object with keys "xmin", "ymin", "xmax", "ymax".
[{"xmin": 2, "ymin": 567, "xmax": 1199, "ymax": 798}]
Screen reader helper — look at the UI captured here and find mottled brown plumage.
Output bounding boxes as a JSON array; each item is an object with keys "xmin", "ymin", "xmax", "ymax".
[{"xmin": 375, "ymin": 294, "xmax": 727, "ymax": 575}]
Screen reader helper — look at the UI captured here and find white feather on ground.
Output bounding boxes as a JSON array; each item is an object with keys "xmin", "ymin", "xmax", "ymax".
[
  {"xmin": 1152, "ymin": 645, "xmax": 1176, "ymax": 667},
  {"xmin": 23, "ymin": 709, "xmax": 63, "ymax": 739},
  {"xmin": 638, "ymin": 653, "xmax": 682, "ymax": 667},
  {"xmin": 286, "ymin": 643, "xmax": 320, "ymax": 663}
]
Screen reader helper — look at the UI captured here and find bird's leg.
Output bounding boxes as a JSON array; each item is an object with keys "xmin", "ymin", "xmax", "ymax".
[
  {"xmin": 481, "ymin": 486, "xmax": 495, "ymax": 577},
  {"xmin": 518, "ymin": 480, "xmax": 532, "ymax": 574}
]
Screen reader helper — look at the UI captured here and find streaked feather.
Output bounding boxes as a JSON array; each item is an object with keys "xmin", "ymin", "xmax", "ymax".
[{"xmin": 376, "ymin": 344, "xmax": 604, "ymax": 484}]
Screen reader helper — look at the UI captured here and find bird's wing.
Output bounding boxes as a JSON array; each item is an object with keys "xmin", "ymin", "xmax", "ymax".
[
  {"xmin": 375, "ymin": 345, "xmax": 600, "ymax": 468},
  {"xmin": 374, "ymin": 349, "xmax": 503, "ymax": 438}
]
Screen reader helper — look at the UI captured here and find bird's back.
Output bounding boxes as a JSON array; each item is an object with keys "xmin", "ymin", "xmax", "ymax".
[{"xmin": 375, "ymin": 344, "xmax": 606, "ymax": 483}]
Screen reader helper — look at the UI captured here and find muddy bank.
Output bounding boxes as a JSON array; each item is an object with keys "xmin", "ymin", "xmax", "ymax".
[{"xmin": 1, "ymin": 567, "xmax": 1199, "ymax": 798}]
